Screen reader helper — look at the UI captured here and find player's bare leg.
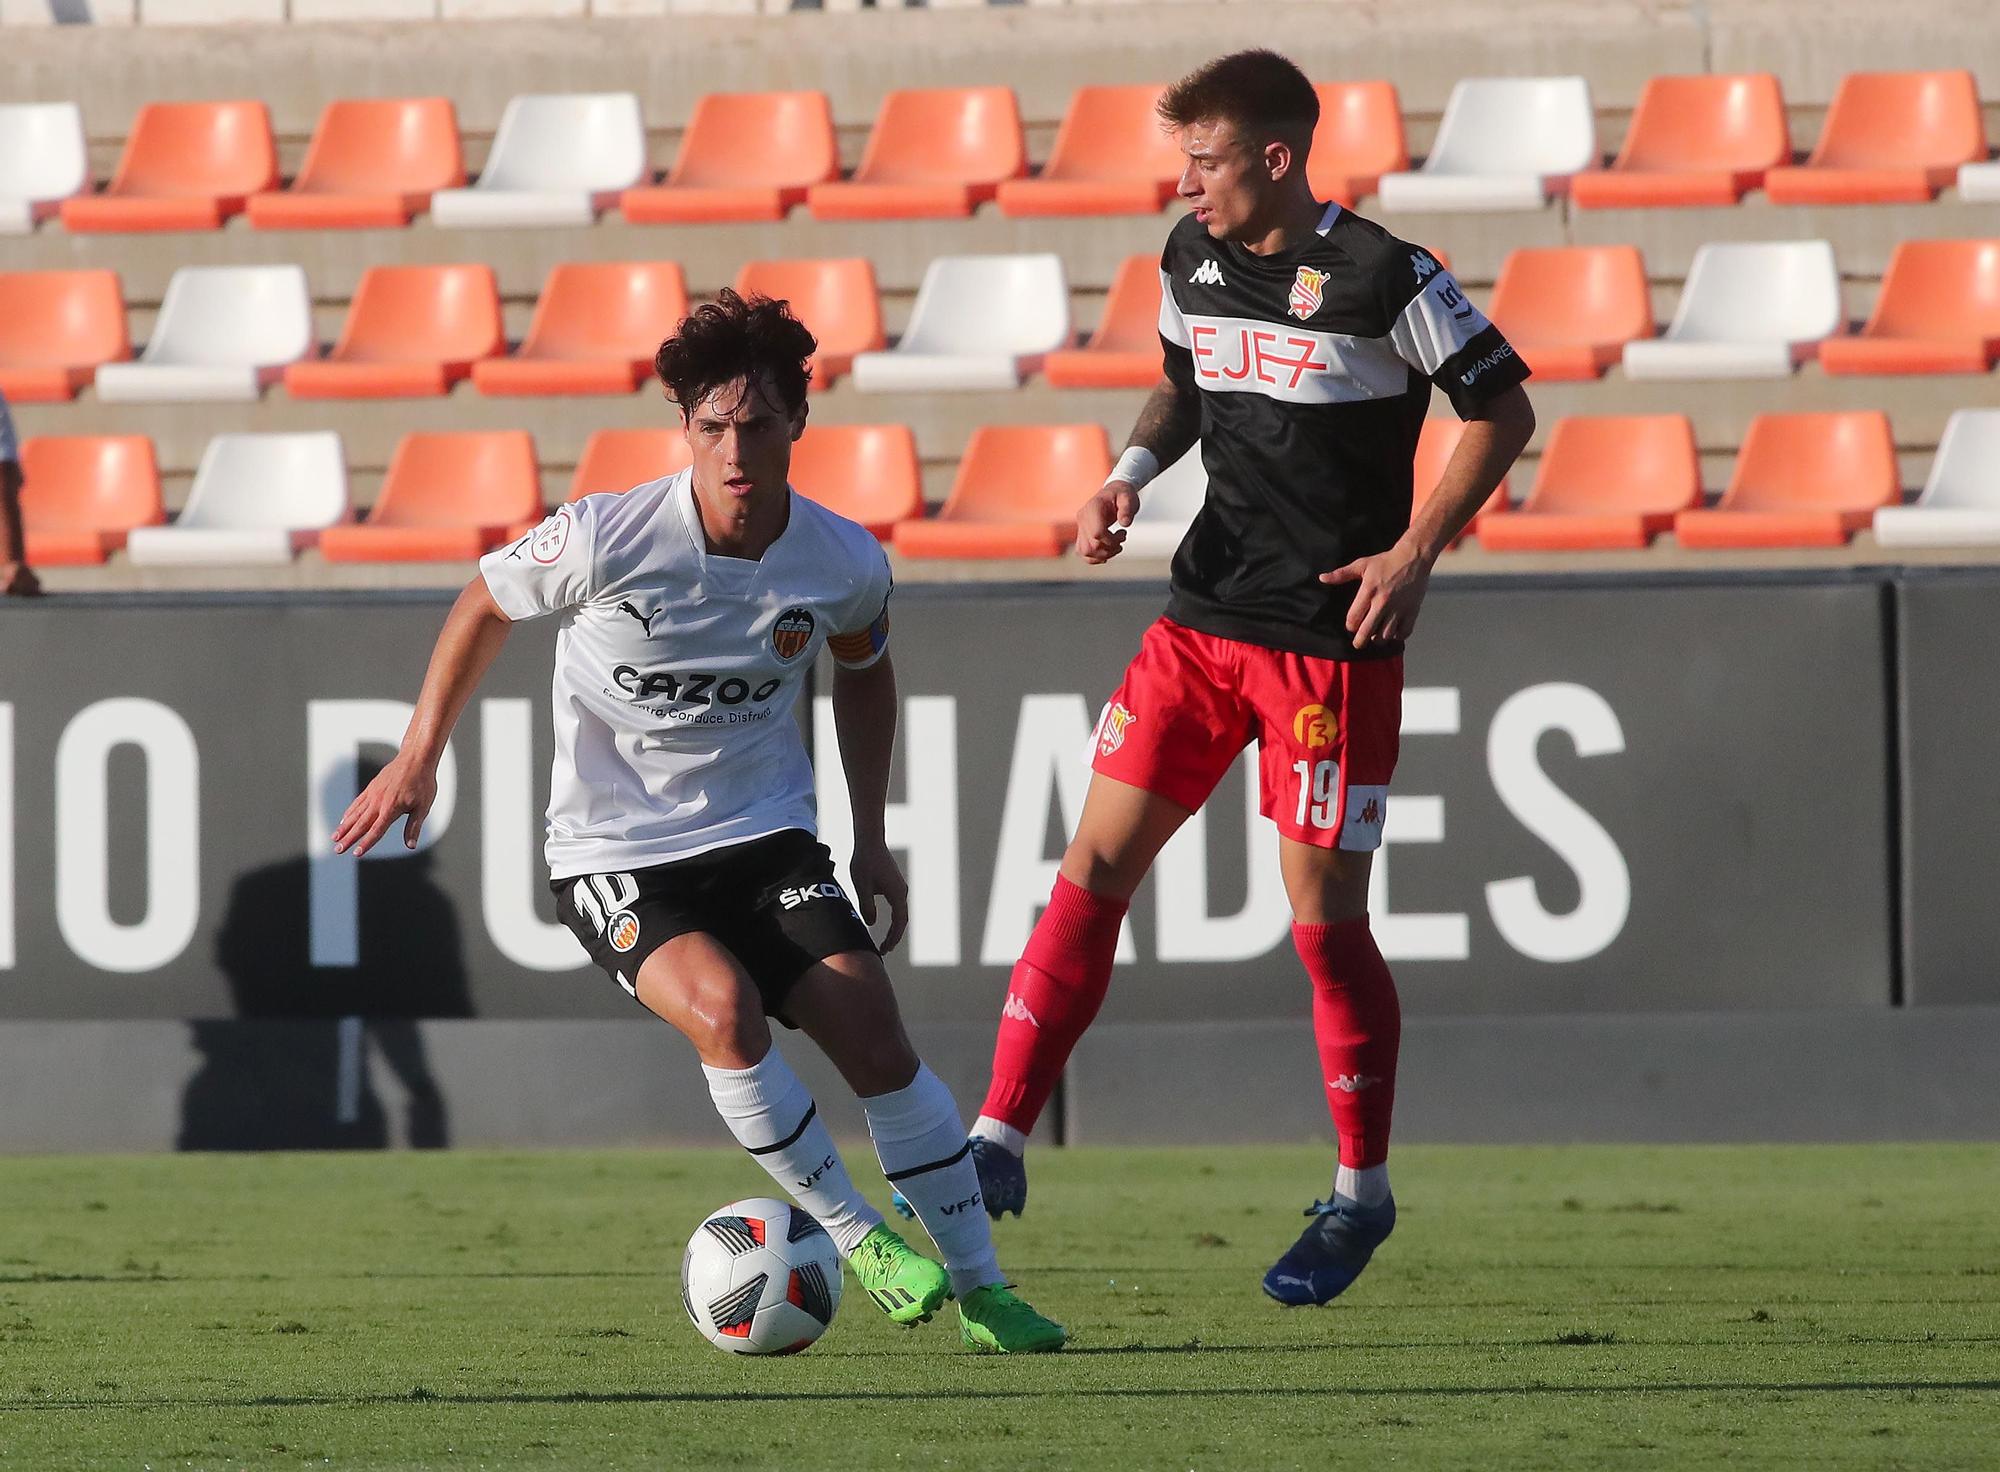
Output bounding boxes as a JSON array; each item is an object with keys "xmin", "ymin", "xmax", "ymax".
[{"xmin": 1263, "ymin": 839, "xmax": 1403, "ymax": 1306}]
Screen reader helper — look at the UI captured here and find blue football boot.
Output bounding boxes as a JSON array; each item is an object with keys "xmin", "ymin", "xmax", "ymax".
[
  {"xmin": 1261, "ymin": 1194, "xmax": 1396, "ymax": 1307},
  {"xmin": 891, "ymin": 1137, "xmax": 1029, "ymax": 1222}
]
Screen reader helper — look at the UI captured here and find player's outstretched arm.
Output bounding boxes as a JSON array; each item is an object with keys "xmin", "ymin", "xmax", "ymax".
[
  {"xmin": 331, "ymin": 576, "xmax": 514, "ymax": 856},
  {"xmin": 1323, "ymin": 382, "xmax": 1536, "ymax": 649},
  {"xmin": 1079, "ymin": 374, "xmax": 1202, "ymax": 564},
  {"xmin": 831, "ymin": 651, "xmax": 910, "ymax": 953}
]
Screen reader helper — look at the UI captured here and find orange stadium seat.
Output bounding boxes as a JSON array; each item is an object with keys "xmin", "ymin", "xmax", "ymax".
[
  {"xmin": 285, "ymin": 265, "xmax": 502, "ymax": 399},
  {"xmin": 247, "ymin": 98, "xmax": 464, "ymax": 230},
  {"xmin": 1764, "ymin": 71, "xmax": 1986, "ymax": 205},
  {"xmin": 1308, "ymin": 81, "xmax": 1409, "ymax": 205},
  {"xmin": 1571, "ymin": 74, "xmax": 1789, "ymax": 209},
  {"xmin": 622, "ymin": 92, "xmax": 839, "ymax": 224},
  {"xmin": 1675, "ymin": 411, "xmax": 1899, "ymax": 548},
  {"xmin": 567, "ymin": 429, "xmax": 692, "ymax": 501},
  {"xmin": 1412, "ymin": 418, "xmax": 1510, "ymax": 544},
  {"xmin": 1480, "ymin": 416, "xmax": 1701, "ymax": 551},
  {"xmin": 473, "ymin": 262, "xmax": 688, "ymax": 397},
  {"xmin": 733, "ymin": 259, "xmax": 885, "ymax": 384},
  {"xmin": 808, "ymin": 87, "xmax": 1026, "ymax": 220},
  {"xmin": 790, "ymin": 424, "xmax": 922, "ymax": 538},
  {"xmin": 0, "ymin": 270, "xmax": 130, "ymax": 401},
  {"xmin": 320, "ymin": 431, "xmax": 542, "ymax": 562},
  {"xmin": 1487, "ymin": 246, "xmax": 1654, "ymax": 380},
  {"xmin": 1819, "ymin": 239, "xmax": 2000, "ymax": 376},
  {"xmin": 893, "ymin": 424, "xmax": 1111, "ymax": 559},
  {"xmin": 1044, "ymin": 254, "xmax": 1166, "ymax": 389},
  {"xmin": 61, "ymin": 101, "xmax": 276, "ymax": 232},
  {"xmin": 16, "ymin": 435, "xmax": 163, "ymax": 565},
  {"xmin": 995, "ymin": 85, "xmax": 1180, "ymax": 216}
]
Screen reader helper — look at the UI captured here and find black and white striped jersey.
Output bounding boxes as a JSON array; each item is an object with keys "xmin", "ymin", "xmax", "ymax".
[{"xmin": 1155, "ymin": 202, "xmax": 1530, "ymax": 660}]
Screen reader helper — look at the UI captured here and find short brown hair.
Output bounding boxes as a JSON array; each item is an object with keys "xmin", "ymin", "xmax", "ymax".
[
  {"xmin": 1158, "ymin": 49, "xmax": 1320, "ymax": 153},
  {"xmin": 653, "ymin": 288, "xmax": 817, "ymax": 417}
]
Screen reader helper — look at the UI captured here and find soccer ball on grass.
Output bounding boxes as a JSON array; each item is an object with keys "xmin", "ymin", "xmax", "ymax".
[{"xmin": 681, "ymin": 1197, "xmax": 842, "ymax": 1355}]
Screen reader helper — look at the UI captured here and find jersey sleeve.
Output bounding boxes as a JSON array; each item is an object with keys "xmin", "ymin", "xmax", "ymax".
[
  {"xmin": 0, "ymin": 391, "xmax": 17, "ymax": 465},
  {"xmin": 479, "ymin": 499, "xmax": 599, "ymax": 620},
  {"xmin": 1380, "ymin": 246, "xmax": 1531, "ymax": 418},
  {"xmin": 1158, "ymin": 240, "xmax": 1197, "ymax": 392},
  {"xmin": 826, "ymin": 543, "xmax": 893, "ymax": 670}
]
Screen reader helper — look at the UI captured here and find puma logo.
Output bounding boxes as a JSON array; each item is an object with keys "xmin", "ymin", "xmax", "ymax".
[{"xmin": 617, "ymin": 600, "xmax": 661, "ymax": 636}]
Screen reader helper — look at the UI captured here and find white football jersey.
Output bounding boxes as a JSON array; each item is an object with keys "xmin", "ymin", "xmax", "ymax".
[{"xmin": 479, "ymin": 469, "xmax": 892, "ymax": 880}]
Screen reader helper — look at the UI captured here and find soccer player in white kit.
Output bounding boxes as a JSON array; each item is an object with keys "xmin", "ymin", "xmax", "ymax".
[{"xmin": 333, "ymin": 291, "xmax": 1065, "ymax": 1354}]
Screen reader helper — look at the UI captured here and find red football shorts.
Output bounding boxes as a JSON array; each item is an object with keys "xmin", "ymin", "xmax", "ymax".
[{"xmin": 1090, "ymin": 618, "xmax": 1402, "ymax": 850}]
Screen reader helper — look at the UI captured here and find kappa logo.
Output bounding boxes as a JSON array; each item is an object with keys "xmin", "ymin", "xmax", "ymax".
[
  {"xmin": 1359, "ymin": 799, "xmax": 1382, "ymax": 826},
  {"xmin": 616, "ymin": 600, "xmax": 662, "ymax": 636},
  {"xmin": 1328, "ymin": 1074, "xmax": 1383, "ymax": 1094},
  {"xmin": 1293, "ymin": 703, "xmax": 1338, "ymax": 751},
  {"xmin": 1288, "ymin": 265, "xmax": 1328, "ymax": 320},
  {"xmin": 940, "ymin": 1194, "xmax": 982, "ymax": 1216},
  {"xmin": 1002, "ymin": 993, "xmax": 1042, "ymax": 1029},
  {"xmin": 1098, "ymin": 702, "xmax": 1137, "ymax": 756},
  {"xmin": 1411, "ymin": 250, "xmax": 1440, "ymax": 281},
  {"xmin": 771, "ymin": 606, "xmax": 816, "ymax": 661},
  {"xmin": 778, "ymin": 881, "xmax": 845, "ymax": 911},
  {"xmin": 1189, "ymin": 258, "xmax": 1226, "ymax": 287}
]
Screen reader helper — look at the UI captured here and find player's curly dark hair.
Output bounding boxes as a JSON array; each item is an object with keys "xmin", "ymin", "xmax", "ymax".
[
  {"xmin": 1158, "ymin": 49, "xmax": 1320, "ymax": 153},
  {"xmin": 653, "ymin": 289, "xmax": 817, "ymax": 417}
]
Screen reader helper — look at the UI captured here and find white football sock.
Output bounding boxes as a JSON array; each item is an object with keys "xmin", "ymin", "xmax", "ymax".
[
  {"xmin": 1335, "ymin": 1162, "xmax": 1391, "ymax": 1208},
  {"xmin": 703, "ymin": 1047, "xmax": 882, "ymax": 1256},
  {"xmin": 867, "ymin": 1065, "xmax": 1004, "ymax": 1298},
  {"xmin": 970, "ymin": 1115, "xmax": 1028, "ymax": 1156}
]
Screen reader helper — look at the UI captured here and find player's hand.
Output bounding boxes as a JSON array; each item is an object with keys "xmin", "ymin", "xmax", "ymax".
[
  {"xmin": 1077, "ymin": 479, "xmax": 1142, "ymax": 564},
  {"xmin": 848, "ymin": 839, "xmax": 910, "ymax": 955},
  {"xmin": 0, "ymin": 562, "xmax": 42, "ymax": 598},
  {"xmin": 1321, "ymin": 537, "xmax": 1433, "ymax": 650},
  {"xmin": 331, "ymin": 752, "xmax": 438, "ymax": 857}
]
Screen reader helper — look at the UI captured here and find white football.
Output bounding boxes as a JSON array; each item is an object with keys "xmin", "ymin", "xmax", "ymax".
[{"xmin": 681, "ymin": 1197, "xmax": 843, "ymax": 1355}]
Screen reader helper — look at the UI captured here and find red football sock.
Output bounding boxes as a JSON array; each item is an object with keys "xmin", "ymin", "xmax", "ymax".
[
  {"xmin": 978, "ymin": 876, "xmax": 1128, "ymax": 1141},
  {"xmin": 1293, "ymin": 919, "xmax": 1401, "ymax": 1169}
]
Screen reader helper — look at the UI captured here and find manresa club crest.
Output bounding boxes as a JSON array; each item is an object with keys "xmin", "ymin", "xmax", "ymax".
[{"xmin": 772, "ymin": 607, "xmax": 816, "ymax": 661}]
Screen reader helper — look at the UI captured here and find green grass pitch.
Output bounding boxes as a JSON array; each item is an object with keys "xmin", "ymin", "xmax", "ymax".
[{"xmin": 0, "ymin": 1144, "xmax": 1994, "ymax": 1470}]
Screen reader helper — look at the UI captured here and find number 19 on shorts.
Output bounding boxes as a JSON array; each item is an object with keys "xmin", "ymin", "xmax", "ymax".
[{"xmin": 1292, "ymin": 759, "xmax": 1340, "ymax": 831}]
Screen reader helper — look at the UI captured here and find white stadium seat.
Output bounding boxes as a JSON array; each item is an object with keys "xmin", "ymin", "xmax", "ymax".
[
  {"xmin": 849, "ymin": 253, "xmax": 1071, "ymax": 392},
  {"xmin": 0, "ymin": 102, "xmax": 89, "ymax": 234},
  {"xmin": 429, "ymin": 93, "xmax": 647, "ymax": 228},
  {"xmin": 1375, "ymin": 77, "xmax": 1596, "ymax": 212},
  {"xmin": 1874, "ymin": 409, "xmax": 2000, "ymax": 547},
  {"xmin": 95, "ymin": 265, "xmax": 314, "ymax": 403},
  {"xmin": 1959, "ymin": 160, "xmax": 2000, "ymax": 203},
  {"xmin": 1621, "ymin": 240, "xmax": 1841, "ymax": 380},
  {"xmin": 1121, "ymin": 443, "xmax": 1208, "ymax": 558},
  {"xmin": 126, "ymin": 432, "xmax": 349, "ymax": 566}
]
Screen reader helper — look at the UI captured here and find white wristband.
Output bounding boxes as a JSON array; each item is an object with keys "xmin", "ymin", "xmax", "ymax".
[{"xmin": 1109, "ymin": 446, "xmax": 1160, "ymax": 491}]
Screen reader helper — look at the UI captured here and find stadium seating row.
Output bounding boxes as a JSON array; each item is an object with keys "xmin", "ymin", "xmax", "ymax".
[
  {"xmin": 4, "ymin": 70, "xmax": 1997, "ymax": 234},
  {"xmin": 6, "ymin": 238, "xmax": 1996, "ymax": 407},
  {"xmin": 18, "ymin": 410, "xmax": 2000, "ymax": 568}
]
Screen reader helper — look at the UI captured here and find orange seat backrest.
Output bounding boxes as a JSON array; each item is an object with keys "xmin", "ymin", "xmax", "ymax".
[
  {"xmin": 669, "ymin": 92, "xmax": 839, "ymax": 189},
  {"xmin": 1308, "ymin": 80, "xmax": 1408, "ymax": 193},
  {"xmin": 293, "ymin": 98, "xmax": 465, "ymax": 195},
  {"xmin": 791, "ymin": 424, "xmax": 922, "ymax": 528},
  {"xmin": 18, "ymin": 435, "xmax": 163, "ymax": 533},
  {"xmin": 332, "ymin": 265, "xmax": 502, "ymax": 364},
  {"xmin": 1528, "ymin": 416, "xmax": 1700, "ymax": 514},
  {"xmin": 1806, "ymin": 70, "xmax": 1986, "ymax": 169},
  {"xmin": 0, "ymin": 270, "xmax": 130, "ymax": 370},
  {"xmin": 1722, "ymin": 412, "xmax": 1899, "ymax": 511},
  {"xmin": 520, "ymin": 262, "xmax": 689, "ymax": 362},
  {"xmin": 945, "ymin": 425, "xmax": 1113, "ymax": 522},
  {"xmin": 852, "ymin": 87, "xmax": 1026, "ymax": 187},
  {"xmin": 1042, "ymin": 85, "xmax": 1180, "ymax": 183},
  {"xmin": 569, "ymin": 429, "xmax": 692, "ymax": 500},
  {"xmin": 733, "ymin": 259, "xmax": 886, "ymax": 360},
  {"xmin": 111, "ymin": 101, "xmax": 277, "ymax": 198},
  {"xmin": 1489, "ymin": 246, "xmax": 1654, "ymax": 347},
  {"xmin": 375, "ymin": 432, "xmax": 542, "ymax": 527},
  {"xmin": 1863, "ymin": 238, "xmax": 2000, "ymax": 338},
  {"xmin": 1615, "ymin": 74, "xmax": 1790, "ymax": 173},
  {"xmin": 1088, "ymin": 255, "xmax": 1165, "ymax": 353}
]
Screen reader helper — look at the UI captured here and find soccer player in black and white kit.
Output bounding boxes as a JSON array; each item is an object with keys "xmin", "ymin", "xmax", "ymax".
[
  {"xmin": 334, "ymin": 292, "xmax": 1064, "ymax": 1354},
  {"xmin": 963, "ymin": 51, "xmax": 1536, "ymax": 1307}
]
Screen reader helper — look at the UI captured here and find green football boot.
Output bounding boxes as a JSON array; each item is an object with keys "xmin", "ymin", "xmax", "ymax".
[
  {"xmin": 957, "ymin": 1284, "xmax": 1067, "ymax": 1354},
  {"xmin": 848, "ymin": 1224, "xmax": 952, "ymax": 1326}
]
